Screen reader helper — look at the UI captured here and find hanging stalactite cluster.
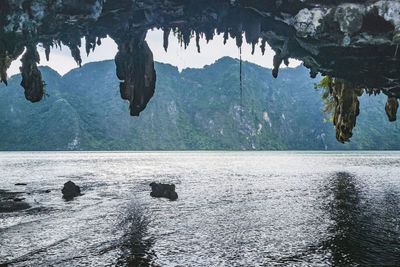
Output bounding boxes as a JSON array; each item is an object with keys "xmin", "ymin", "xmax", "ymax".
[
  {"xmin": 114, "ymin": 31, "xmax": 156, "ymax": 116},
  {"xmin": 329, "ymin": 79, "xmax": 363, "ymax": 143},
  {"xmin": 317, "ymin": 76, "xmax": 400, "ymax": 142},
  {"xmin": 20, "ymin": 45, "xmax": 44, "ymax": 103}
]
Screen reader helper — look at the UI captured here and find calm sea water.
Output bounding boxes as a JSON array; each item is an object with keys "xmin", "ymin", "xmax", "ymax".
[{"xmin": 1, "ymin": 151, "xmax": 400, "ymax": 266}]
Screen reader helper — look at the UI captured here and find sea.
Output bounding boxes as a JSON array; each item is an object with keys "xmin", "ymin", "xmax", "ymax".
[{"xmin": 1, "ymin": 151, "xmax": 400, "ymax": 266}]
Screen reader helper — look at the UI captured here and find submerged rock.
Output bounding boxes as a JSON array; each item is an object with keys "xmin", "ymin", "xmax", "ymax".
[
  {"xmin": 0, "ymin": 200, "xmax": 30, "ymax": 213},
  {"xmin": 61, "ymin": 181, "xmax": 81, "ymax": 200},
  {"xmin": 150, "ymin": 182, "xmax": 178, "ymax": 201},
  {"xmin": 0, "ymin": 189, "xmax": 30, "ymax": 212},
  {"xmin": 15, "ymin": 183, "xmax": 27, "ymax": 186}
]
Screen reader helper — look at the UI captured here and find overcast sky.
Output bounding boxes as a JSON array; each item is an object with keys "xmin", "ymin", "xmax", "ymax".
[{"xmin": 8, "ymin": 29, "xmax": 301, "ymax": 76}]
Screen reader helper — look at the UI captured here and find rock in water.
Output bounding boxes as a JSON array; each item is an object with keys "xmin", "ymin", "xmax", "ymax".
[
  {"xmin": 150, "ymin": 182, "xmax": 178, "ymax": 201},
  {"xmin": 0, "ymin": 189, "xmax": 30, "ymax": 212},
  {"xmin": 0, "ymin": 201, "xmax": 30, "ymax": 213},
  {"xmin": 61, "ymin": 181, "xmax": 81, "ymax": 200}
]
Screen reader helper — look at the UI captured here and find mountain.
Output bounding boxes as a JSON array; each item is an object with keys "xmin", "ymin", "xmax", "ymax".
[{"xmin": 0, "ymin": 57, "xmax": 399, "ymax": 150}]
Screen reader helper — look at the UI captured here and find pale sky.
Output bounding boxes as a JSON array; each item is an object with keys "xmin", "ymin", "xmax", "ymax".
[{"xmin": 8, "ymin": 29, "xmax": 301, "ymax": 76}]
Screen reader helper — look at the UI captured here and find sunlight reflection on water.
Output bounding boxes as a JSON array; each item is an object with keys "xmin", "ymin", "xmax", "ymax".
[{"xmin": 0, "ymin": 151, "xmax": 400, "ymax": 266}]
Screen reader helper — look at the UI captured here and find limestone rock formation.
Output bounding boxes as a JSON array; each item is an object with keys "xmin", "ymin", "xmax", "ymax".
[
  {"xmin": 150, "ymin": 182, "xmax": 178, "ymax": 201},
  {"xmin": 20, "ymin": 45, "xmax": 44, "ymax": 102},
  {"xmin": 61, "ymin": 181, "xmax": 81, "ymax": 200},
  {"xmin": 385, "ymin": 96, "xmax": 399, "ymax": 122},
  {"xmin": 114, "ymin": 32, "xmax": 156, "ymax": 116},
  {"xmin": 1, "ymin": 0, "xmax": 400, "ymax": 142},
  {"xmin": 330, "ymin": 79, "xmax": 363, "ymax": 143}
]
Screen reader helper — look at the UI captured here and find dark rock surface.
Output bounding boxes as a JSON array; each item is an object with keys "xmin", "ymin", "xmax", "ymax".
[
  {"xmin": 331, "ymin": 79, "xmax": 363, "ymax": 143},
  {"xmin": 15, "ymin": 183, "xmax": 27, "ymax": 186},
  {"xmin": 385, "ymin": 96, "xmax": 399, "ymax": 122},
  {"xmin": 20, "ymin": 45, "xmax": 44, "ymax": 103},
  {"xmin": 150, "ymin": 182, "xmax": 178, "ymax": 201},
  {"xmin": 0, "ymin": 189, "xmax": 30, "ymax": 212},
  {"xmin": 61, "ymin": 181, "xmax": 81, "ymax": 200},
  {"xmin": 1, "ymin": 0, "xmax": 400, "ymax": 142},
  {"xmin": 114, "ymin": 32, "xmax": 156, "ymax": 116}
]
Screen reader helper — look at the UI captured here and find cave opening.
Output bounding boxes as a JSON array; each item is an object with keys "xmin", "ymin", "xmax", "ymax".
[{"xmin": 1, "ymin": 0, "xmax": 400, "ymax": 144}]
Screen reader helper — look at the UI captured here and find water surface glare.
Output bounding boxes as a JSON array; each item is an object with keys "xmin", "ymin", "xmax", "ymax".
[{"xmin": 1, "ymin": 151, "xmax": 400, "ymax": 266}]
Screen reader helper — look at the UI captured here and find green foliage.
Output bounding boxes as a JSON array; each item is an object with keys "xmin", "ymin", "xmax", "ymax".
[
  {"xmin": 43, "ymin": 81, "xmax": 50, "ymax": 98},
  {"xmin": 0, "ymin": 53, "xmax": 12, "ymax": 84},
  {"xmin": 314, "ymin": 76, "xmax": 335, "ymax": 122}
]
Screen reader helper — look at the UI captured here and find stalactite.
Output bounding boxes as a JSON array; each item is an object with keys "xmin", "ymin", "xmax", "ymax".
[
  {"xmin": 43, "ymin": 42, "xmax": 51, "ymax": 61},
  {"xmin": 196, "ymin": 32, "xmax": 200, "ymax": 53},
  {"xmin": 114, "ymin": 32, "xmax": 156, "ymax": 116},
  {"xmin": 182, "ymin": 29, "xmax": 191, "ymax": 49},
  {"xmin": 85, "ymin": 35, "xmax": 96, "ymax": 56},
  {"xmin": 236, "ymin": 33, "xmax": 242, "ymax": 48},
  {"xmin": 69, "ymin": 44, "xmax": 82, "ymax": 66},
  {"xmin": 85, "ymin": 42, "xmax": 91, "ymax": 57},
  {"xmin": 272, "ymin": 49, "xmax": 282, "ymax": 78},
  {"xmin": 282, "ymin": 38, "xmax": 289, "ymax": 66},
  {"xmin": 284, "ymin": 58, "xmax": 289, "ymax": 66},
  {"xmin": 244, "ymin": 15, "xmax": 260, "ymax": 55},
  {"xmin": 63, "ymin": 38, "xmax": 83, "ymax": 67},
  {"xmin": 332, "ymin": 79, "xmax": 363, "ymax": 143},
  {"xmin": 223, "ymin": 31, "xmax": 228, "ymax": 45},
  {"xmin": 19, "ymin": 45, "xmax": 44, "ymax": 102},
  {"xmin": 231, "ymin": 25, "xmax": 243, "ymax": 48},
  {"xmin": 385, "ymin": 96, "xmax": 399, "ymax": 122},
  {"xmin": 205, "ymin": 29, "xmax": 214, "ymax": 43},
  {"xmin": 260, "ymin": 38, "xmax": 266, "ymax": 55},
  {"xmin": 163, "ymin": 27, "xmax": 170, "ymax": 52},
  {"xmin": 365, "ymin": 88, "xmax": 381, "ymax": 96}
]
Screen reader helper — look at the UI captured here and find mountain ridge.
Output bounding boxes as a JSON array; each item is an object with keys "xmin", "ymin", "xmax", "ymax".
[
  {"xmin": 1, "ymin": 57, "xmax": 399, "ymax": 151},
  {"xmin": 10, "ymin": 56, "xmax": 286, "ymax": 80}
]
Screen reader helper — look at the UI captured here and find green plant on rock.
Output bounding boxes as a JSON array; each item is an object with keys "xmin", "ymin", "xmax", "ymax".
[
  {"xmin": 314, "ymin": 76, "xmax": 335, "ymax": 123},
  {"xmin": 43, "ymin": 81, "xmax": 50, "ymax": 98},
  {"xmin": 0, "ymin": 52, "xmax": 12, "ymax": 85}
]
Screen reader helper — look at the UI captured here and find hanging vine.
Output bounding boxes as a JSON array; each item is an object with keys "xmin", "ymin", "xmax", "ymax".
[{"xmin": 239, "ymin": 46, "xmax": 243, "ymax": 121}]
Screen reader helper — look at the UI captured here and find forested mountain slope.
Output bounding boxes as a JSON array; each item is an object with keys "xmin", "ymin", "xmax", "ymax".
[{"xmin": 0, "ymin": 58, "xmax": 398, "ymax": 150}]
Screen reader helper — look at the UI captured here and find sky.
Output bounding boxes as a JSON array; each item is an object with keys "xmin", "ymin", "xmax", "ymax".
[{"xmin": 8, "ymin": 29, "xmax": 301, "ymax": 76}]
